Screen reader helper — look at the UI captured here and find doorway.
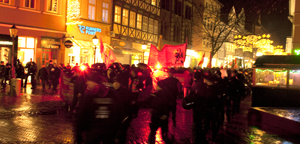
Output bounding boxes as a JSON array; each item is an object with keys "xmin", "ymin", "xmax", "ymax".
[{"xmin": 42, "ymin": 49, "xmax": 58, "ymax": 66}]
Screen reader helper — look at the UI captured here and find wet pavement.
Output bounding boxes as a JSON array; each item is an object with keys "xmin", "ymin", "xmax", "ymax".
[
  {"xmin": 258, "ymin": 107, "xmax": 300, "ymax": 123},
  {"xmin": 0, "ymin": 85, "xmax": 299, "ymax": 143}
]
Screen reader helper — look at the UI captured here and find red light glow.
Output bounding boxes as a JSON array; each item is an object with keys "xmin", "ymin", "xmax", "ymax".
[{"xmin": 80, "ymin": 65, "xmax": 86, "ymax": 71}]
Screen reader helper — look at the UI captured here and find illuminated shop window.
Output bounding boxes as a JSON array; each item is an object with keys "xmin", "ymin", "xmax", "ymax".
[
  {"xmin": 137, "ymin": 14, "xmax": 142, "ymax": 30},
  {"xmin": 102, "ymin": 2, "xmax": 109, "ymax": 23},
  {"xmin": 114, "ymin": 6, "xmax": 121, "ymax": 23},
  {"xmin": 289, "ymin": 70, "xmax": 300, "ymax": 88},
  {"xmin": 0, "ymin": 0, "xmax": 10, "ymax": 4},
  {"xmin": 18, "ymin": 37, "xmax": 35, "ymax": 48},
  {"xmin": 255, "ymin": 69, "xmax": 287, "ymax": 88},
  {"xmin": 142, "ymin": 16, "xmax": 148, "ymax": 32},
  {"xmin": 88, "ymin": 0, "xmax": 95, "ymax": 20},
  {"xmin": 122, "ymin": 9, "xmax": 129, "ymax": 26},
  {"xmin": 129, "ymin": 11, "xmax": 136, "ymax": 28},
  {"xmin": 48, "ymin": 0, "xmax": 58, "ymax": 13},
  {"xmin": 25, "ymin": 0, "xmax": 35, "ymax": 8}
]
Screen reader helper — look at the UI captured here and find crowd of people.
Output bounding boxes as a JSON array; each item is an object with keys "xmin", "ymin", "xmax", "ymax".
[{"xmin": 66, "ymin": 62, "xmax": 252, "ymax": 144}]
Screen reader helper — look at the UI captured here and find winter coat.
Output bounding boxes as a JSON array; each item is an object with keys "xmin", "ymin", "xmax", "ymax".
[
  {"xmin": 49, "ymin": 67, "xmax": 61, "ymax": 80},
  {"xmin": 16, "ymin": 64, "xmax": 24, "ymax": 78},
  {"xmin": 28, "ymin": 62, "xmax": 37, "ymax": 75},
  {"xmin": 0, "ymin": 65, "xmax": 6, "ymax": 78},
  {"xmin": 37, "ymin": 67, "xmax": 48, "ymax": 80}
]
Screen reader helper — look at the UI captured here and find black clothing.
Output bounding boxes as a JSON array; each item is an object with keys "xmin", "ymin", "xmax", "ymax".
[
  {"xmin": 49, "ymin": 67, "xmax": 60, "ymax": 92},
  {"xmin": 0, "ymin": 65, "xmax": 6, "ymax": 78},
  {"xmin": 16, "ymin": 64, "xmax": 24, "ymax": 87},
  {"xmin": 37, "ymin": 67, "xmax": 48, "ymax": 80}
]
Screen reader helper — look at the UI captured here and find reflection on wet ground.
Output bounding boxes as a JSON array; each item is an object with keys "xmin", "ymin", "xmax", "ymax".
[
  {"xmin": 258, "ymin": 107, "xmax": 300, "ymax": 122},
  {"xmin": 0, "ymin": 85, "xmax": 298, "ymax": 143}
]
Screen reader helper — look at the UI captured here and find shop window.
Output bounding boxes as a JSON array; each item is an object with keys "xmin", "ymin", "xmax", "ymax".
[
  {"xmin": 88, "ymin": 0, "xmax": 96, "ymax": 20},
  {"xmin": 48, "ymin": 0, "xmax": 58, "ymax": 13},
  {"xmin": 289, "ymin": 70, "xmax": 300, "ymax": 88},
  {"xmin": 25, "ymin": 0, "xmax": 35, "ymax": 8},
  {"xmin": 18, "ymin": 37, "xmax": 35, "ymax": 48},
  {"xmin": 129, "ymin": 11, "xmax": 136, "ymax": 28},
  {"xmin": 254, "ymin": 69, "xmax": 287, "ymax": 88},
  {"xmin": 102, "ymin": 2, "xmax": 109, "ymax": 23},
  {"xmin": 154, "ymin": 20, "xmax": 158, "ymax": 34},
  {"xmin": 148, "ymin": 18, "xmax": 153, "ymax": 33},
  {"xmin": 142, "ymin": 16, "xmax": 148, "ymax": 32},
  {"xmin": 114, "ymin": 6, "xmax": 121, "ymax": 23},
  {"xmin": 122, "ymin": 9, "xmax": 129, "ymax": 26},
  {"xmin": 0, "ymin": 0, "xmax": 10, "ymax": 4},
  {"xmin": 137, "ymin": 14, "xmax": 142, "ymax": 29}
]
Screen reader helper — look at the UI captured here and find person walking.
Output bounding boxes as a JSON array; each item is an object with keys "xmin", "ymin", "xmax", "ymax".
[
  {"xmin": 0, "ymin": 61, "xmax": 6, "ymax": 92},
  {"xmin": 29, "ymin": 62, "xmax": 37, "ymax": 89},
  {"xmin": 24, "ymin": 58, "xmax": 33, "ymax": 88},
  {"xmin": 47, "ymin": 60, "xmax": 54, "ymax": 89},
  {"xmin": 37, "ymin": 65, "xmax": 48, "ymax": 92},
  {"xmin": 148, "ymin": 80, "xmax": 173, "ymax": 144},
  {"xmin": 49, "ymin": 63, "xmax": 60, "ymax": 93},
  {"xmin": 128, "ymin": 67, "xmax": 142, "ymax": 117},
  {"xmin": 16, "ymin": 59, "xmax": 24, "ymax": 87},
  {"xmin": 2, "ymin": 63, "xmax": 11, "ymax": 92}
]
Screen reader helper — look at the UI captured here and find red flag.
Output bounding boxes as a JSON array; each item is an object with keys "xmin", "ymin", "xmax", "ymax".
[
  {"xmin": 100, "ymin": 37, "xmax": 104, "ymax": 54},
  {"xmin": 148, "ymin": 43, "xmax": 187, "ymax": 67},
  {"xmin": 106, "ymin": 49, "xmax": 116, "ymax": 68},
  {"xmin": 198, "ymin": 53, "xmax": 205, "ymax": 66}
]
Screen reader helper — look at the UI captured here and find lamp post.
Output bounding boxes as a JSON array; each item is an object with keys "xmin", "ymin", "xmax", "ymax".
[
  {"xmin": 142, "ymin": 43, "xmax": 147, "ymax": 63},
  {"xmin": 92, "ymin": 35, "xmax": 99, "ymax": 64},
  {"xmin": 9, "ymin": 24, "xmax": 18, "ymax": 96}
]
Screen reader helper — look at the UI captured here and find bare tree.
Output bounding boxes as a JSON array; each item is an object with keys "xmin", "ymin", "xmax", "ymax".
[{"xmin": 192, "ymin": 0, "xmax": 286, "ymax": 67}]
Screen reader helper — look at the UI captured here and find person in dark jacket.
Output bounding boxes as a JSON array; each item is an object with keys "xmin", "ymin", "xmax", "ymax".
[
  {"xmin": 16, "ymin": 59, "xmax": 24, "ymax": 87},
  {"xmin": 2, "ymin": 63, "xmax": 11, "ymax": 92},
  {"xmin": 76, "ymin": 74, "xmax": 127, "ymax": 144},
  {"xmin": 128, "ymin": 67, "xmax": 142, "ymax": 117},
  {"xmin": 24, "ymin": 58, "xmax": 33, "ymax": 88},
  {"xmin": 163, "ymin": 68, "xmax": 182, "ymax": 127},
  {"xmin": 0, "ymin": 61, "xmax": 6, "ymax": 92},
  {"xmin": 47, "ymin": 60, "xmax": 54, "ymax": 89},
  {"xmin": 37, "ymin": 65, "xmax": 48, "ymax": 92},
  {"xmin": 29, "ymin": 62, "xmax": 37, "ymax": 89},
  {"xmin": 49, "ymin": 63, "xmax": 60, "ymax": 93},
  {"xmin": 148, "ymin": 80, "xmax": 173, "ymax": 144}
]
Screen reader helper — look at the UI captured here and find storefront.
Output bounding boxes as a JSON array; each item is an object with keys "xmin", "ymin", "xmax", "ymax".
[
  {"xmin": 65, "ymin": 21, "xmax": 111, "ymax": 66},
  {"xmin": 0, "ymin": 34, "xmax": 14, "ymax": 64}
]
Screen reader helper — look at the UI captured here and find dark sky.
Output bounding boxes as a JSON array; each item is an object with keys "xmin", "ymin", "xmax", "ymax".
[{"xmin": 218, "ymin": 0, "xmax": 292, "ymax": 48}]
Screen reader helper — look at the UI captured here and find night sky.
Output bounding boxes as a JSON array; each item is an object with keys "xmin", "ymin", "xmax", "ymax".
[{"xmin": 218, "ymin": 0, "xmax": 292, "ymax": 48}]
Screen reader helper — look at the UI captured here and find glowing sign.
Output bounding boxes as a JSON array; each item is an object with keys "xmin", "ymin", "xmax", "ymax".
[
  {"xmin": 295, "ymin": 50, "xmax": 300, "ymax": 55},
  {"xmin": 78, "ymin": 25, "xmax": 101, "ymax": 35},
  {"xmin": 0, "ymin": 41, "xmax": 13, "ymax": 45}
]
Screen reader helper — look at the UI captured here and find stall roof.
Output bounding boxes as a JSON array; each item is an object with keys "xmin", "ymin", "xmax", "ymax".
[{"xmin": 254, "ymin": 55, "xmax": 300, "ymax": 68}]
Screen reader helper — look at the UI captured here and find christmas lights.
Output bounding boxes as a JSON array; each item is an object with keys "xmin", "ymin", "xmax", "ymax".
[{"xmin": 66, "ymin": 0, "xmax": 82, "ymax": 25}]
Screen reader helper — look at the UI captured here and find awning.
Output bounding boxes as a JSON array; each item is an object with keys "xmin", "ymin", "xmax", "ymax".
[{"xmin": 72, "ymin": 39, "xmax": 113, "ymax": 50}]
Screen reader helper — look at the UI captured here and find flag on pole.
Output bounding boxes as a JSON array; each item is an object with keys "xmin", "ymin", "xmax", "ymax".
[
  {"xmin": 198, "ymin": 53, "xmax": 205, "ymax": 66},
  {"xmin": 100, "ymin": 37, "xmax": 104, "ymax": 54}
]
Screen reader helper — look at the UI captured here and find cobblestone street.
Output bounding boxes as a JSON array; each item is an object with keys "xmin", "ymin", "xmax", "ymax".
[{"xmin": 0, "ymin": 85, "xmax": 299, "ymax": 143}]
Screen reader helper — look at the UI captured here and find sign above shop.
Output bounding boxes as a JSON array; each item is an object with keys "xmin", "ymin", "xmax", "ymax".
[
  {"xmin": 0, "ymin": 41, "xmax": 13, "ymax": 45},
  {"xmin": 78, "ymin": 25, "xmax": 101, "ymax": 35},
  {"xmin": 64, "ymin": 40, "xmax": 73, "ymax": 48},
  {"xmin": 41, "ymin": 38, "xmax": 60, "ymax": 49}
]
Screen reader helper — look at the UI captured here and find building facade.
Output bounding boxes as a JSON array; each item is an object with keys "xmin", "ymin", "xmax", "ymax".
[
  {"xmin": 65, "ymin": 0, "xmax": 113, "ymax": 66},
  {"xmin": 0, "ymin": 0, "xmax": 67, "ymax": 71},
  {"xmin": 111, "ymin": 0, "xmax": 160, "ymax": 65},
  {"xmin": 289, "ymin": 0, "xmax": 300, "ymax": 54},
  {"xmin": 160, "ymin": 0, "xmax": 194, "ymax": 67}
]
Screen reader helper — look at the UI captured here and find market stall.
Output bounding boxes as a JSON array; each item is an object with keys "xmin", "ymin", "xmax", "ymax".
[{"xmin": 252, "ymin": 55, "xmax": 300, "ymax": 107}]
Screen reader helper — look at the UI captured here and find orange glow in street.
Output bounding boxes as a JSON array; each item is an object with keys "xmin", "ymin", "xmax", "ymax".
[{"xmin": 156, "ymin": 63, "xmax": 161, "ymax": 69}]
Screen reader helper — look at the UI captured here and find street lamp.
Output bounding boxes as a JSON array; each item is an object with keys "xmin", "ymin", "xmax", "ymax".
[
  {"xmin": 9, "ymin": 24, "xmax": 18, "ymax": 96},
  {"xmin": 142, "ymin": 43, "xmax": 147, "ymax": 63},
  {"xmin": 92, "ymin": 35, "xmax": 99, "ymax": 64},
  {"xmin": 9, "ymin": 24, "xmax": 18, "ymax": 79}
]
